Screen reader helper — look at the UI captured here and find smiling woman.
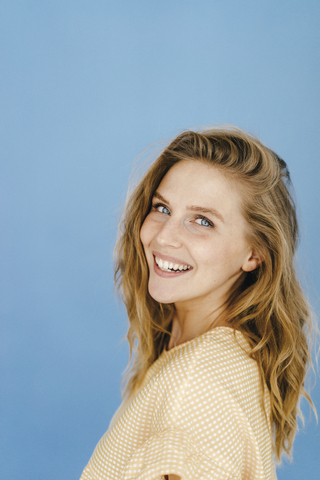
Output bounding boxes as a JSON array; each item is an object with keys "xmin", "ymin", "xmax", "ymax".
[
  {"xmin": 140, "ymin": 161, "xmax": 259, "ymax": 327},
  {"xmin": 80, "ymin": 126, "xmax": 315, "ymax": 480}
]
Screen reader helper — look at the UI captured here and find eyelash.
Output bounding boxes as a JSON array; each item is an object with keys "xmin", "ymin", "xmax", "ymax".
[{"xmin": 151, "ymin": 202, "xmax": 214, "ymax": 228}]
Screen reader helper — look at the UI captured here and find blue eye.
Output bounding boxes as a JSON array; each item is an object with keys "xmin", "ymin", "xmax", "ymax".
[
  {"xmin": 195, "ymin": 217, "xmax": 213, "ymax": 227},
  {"xmin": 159, "ymin": 206, "xmax": 170, "ymax": 215},
  {"xmin": 159, "ymin": 206, "xmax": 170, "ymax": 214},
  {"xmin": 152, "ymin": 203, "xmax": 170, "ymax": 215}
]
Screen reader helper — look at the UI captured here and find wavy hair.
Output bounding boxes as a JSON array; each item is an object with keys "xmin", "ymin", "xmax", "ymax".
[{"xmin": 114, "ymin": 126, "xmax": 315, "ymax": 460}]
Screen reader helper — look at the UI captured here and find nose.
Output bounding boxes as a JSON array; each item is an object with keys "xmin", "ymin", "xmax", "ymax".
[{"xmin": 156, "ymin": 216, "xmax": 183, "ymax": 249}]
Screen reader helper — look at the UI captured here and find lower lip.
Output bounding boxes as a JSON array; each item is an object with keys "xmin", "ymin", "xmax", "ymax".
[{"xmin": 153, "ymin": 256, "xmax": 192, "ymax": 278}]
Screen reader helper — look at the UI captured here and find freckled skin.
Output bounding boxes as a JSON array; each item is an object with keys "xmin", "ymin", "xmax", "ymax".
[{"xmin": 140, "ymin": 160, "xmax": 259, "ymax": 345}]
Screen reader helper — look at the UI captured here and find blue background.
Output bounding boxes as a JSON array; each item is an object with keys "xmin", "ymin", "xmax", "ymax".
[{"xmin": 1, "ymin": 1, "xmax": 319, "ymax": 479}]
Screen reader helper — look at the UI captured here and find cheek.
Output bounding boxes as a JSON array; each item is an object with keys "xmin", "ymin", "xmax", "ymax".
[
  {"xmin": 140, "ymin": 217, "xmax": 153, "ymax": 248},
  {"xmin": 195, "ymin": 239, "xmax": 244, "ymax": 272},
  {"xmin": 193, "ymin": 240, "xmax": 224, "ymax": 263}
]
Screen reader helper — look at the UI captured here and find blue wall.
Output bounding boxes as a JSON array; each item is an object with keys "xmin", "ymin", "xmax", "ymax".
[{"xmin": 1, "ymin": 1, "xmax": 319, "ymax": 478}]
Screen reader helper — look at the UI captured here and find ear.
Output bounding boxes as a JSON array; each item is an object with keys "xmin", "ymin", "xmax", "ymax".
[{"xmin": 242, "ymin": 250, "xmax": 263, "ymax": 272}]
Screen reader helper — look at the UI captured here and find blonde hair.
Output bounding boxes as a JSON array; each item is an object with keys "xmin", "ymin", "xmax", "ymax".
[{"xmin": 114, "ymin": 126, "xmax": 315, "ymax": 460}]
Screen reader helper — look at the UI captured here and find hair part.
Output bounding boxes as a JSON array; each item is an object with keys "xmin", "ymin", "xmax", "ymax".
[{"xmin": 114, "ymin": 125, "xmax": 316, "ymax": 461}]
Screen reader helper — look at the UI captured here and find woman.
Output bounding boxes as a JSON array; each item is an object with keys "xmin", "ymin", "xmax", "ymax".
[{"xmin": 80, "ymin": 126, "xmax": 314, "ymax": 480}]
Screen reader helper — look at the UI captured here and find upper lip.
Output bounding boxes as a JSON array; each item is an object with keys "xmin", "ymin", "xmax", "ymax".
[{"xmin": 152, "ymin": 250, "xmax": 193, "ymax": 267}]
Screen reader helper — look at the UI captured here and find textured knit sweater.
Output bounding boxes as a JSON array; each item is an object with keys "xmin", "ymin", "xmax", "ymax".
[{"xmin": 80, "ymin": 327, "xmax": 276, "ymax": 480}]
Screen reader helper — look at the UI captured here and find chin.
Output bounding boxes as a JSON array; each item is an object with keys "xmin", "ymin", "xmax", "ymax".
[{"xmin": 148, "ymin": 283, "xmax": 178, "ymax": 305}]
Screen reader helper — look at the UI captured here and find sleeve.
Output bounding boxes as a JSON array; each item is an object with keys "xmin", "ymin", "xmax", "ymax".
[
  {"xmin": 122, "ymin": 348, "xmax": 266, "ymax": 480},
  {"xmin": 121, "ymin": 426, "xmax": 235, "ymax": 480},
  {"xmin": 80, "ymin": 464, "xmax": 95, "ymax": 480}
]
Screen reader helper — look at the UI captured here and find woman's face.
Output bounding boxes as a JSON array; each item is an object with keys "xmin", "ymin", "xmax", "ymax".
[{"xmin": 140, "ymin": 160, "xmax": 259, "ymax": 309}]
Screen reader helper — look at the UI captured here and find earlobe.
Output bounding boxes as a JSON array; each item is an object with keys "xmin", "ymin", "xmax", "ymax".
[{"xmin": 242, "ymin": 251, "xmax": 263, "ymax": 272}]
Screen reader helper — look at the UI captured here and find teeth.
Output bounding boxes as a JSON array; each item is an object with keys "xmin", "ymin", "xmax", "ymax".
[{"xmin": 155, "ymin": 256, "xmax": 191, "ymax": 272}]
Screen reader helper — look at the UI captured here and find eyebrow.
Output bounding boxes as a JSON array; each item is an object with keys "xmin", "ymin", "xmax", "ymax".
[{"xmin": 153, "ymin": 191, "xmax": 225, "ymax": 223}]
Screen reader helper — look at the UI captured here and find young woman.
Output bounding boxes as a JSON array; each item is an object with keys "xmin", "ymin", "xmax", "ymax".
[{"xmin": 80, "ymin": 126, "xmax": 314, "ymax": 480}]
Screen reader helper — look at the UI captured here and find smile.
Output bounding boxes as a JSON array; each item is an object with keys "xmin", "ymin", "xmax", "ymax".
[{"xmin": 155, "ymin": 256, "xmax": 191, "ymax": 273}]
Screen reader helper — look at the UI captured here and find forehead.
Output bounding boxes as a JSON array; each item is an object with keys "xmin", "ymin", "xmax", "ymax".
[{"xmin": 156, "ymin": 160, "xmax": 244, "ymax": 223}]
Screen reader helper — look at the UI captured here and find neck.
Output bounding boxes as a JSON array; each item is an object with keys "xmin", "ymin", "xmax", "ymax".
[{"xmin": 167, "ymin": 300, "xmax": 230, "ymax": 350}]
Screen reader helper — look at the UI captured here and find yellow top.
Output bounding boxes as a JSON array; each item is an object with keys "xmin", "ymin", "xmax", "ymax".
[{"xmin": 80, "ymin": 327, "xmax": 276, "ymax": 480}]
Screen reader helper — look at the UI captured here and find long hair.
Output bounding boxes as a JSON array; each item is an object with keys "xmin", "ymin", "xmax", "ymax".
[{"xmin": 114, "ymin": 126, "xmax": 315, "ymax": 460}]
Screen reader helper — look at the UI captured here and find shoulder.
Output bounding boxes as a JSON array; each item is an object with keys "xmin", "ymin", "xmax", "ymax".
[
  {"xmin": 144, "ymin": 326, "xmax": 264, "ymax": 419},
  {"xmin": 163, "ymin": 327, "xmax": 256, "ymax": 377},
  {"xmin": 190, "ymin": 327, "xmax": 262, "ymax": 402},
  {"xmin": 196, "ymin": 326, "xmax": 257, "ymax": 376},
  {"xmin": 157, "ymin": 327, "xmax": 261, "ymax": 402}
]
